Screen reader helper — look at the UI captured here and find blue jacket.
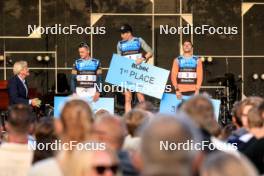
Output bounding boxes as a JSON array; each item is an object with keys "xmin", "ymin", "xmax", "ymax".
[
  {"xmin": 8, "ymin": 75, "xmax": 29, "ymax": 105},
  {"xmin": 71, "ymin": 58, "xmax": 102, "ymax": 93}
]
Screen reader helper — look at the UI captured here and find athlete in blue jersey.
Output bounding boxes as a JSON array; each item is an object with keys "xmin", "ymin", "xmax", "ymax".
[
  {"xmin": 117, "ymin": 24, "xmax": 153, "ymax": 112},
  {"xmin": 71, "ymin": 42, "xmax": 102, "ymax": 101}
]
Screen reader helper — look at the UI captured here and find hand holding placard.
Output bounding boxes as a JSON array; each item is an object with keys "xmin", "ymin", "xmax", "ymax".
[{"xmin": 106, "ymin": 54, "xmax": 170, "ymax": 99}]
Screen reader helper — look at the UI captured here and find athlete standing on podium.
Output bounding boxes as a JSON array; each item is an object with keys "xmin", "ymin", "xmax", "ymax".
[
  {"xmin": 117, "ymin": 24, "xmax": 153, "ymax": 113},
  {"xmin": 71, "ymin": 42, "xmax": 102, "ymax": 101},
  {"xmin": 171, "ymin": 40, "xmax": 203, "ymax": 99}
]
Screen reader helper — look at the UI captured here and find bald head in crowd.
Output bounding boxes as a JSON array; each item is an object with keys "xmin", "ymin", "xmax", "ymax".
[
  {"xmin": 140, "ymin": 114, "xmax": 200, "ymax": 176},
  {"xmin": 201, "ymin": 151, "xmax": 258, "ymax": 176}
]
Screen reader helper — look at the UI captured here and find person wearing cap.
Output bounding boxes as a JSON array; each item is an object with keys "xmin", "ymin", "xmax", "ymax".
[
  {"xmin": 117, "ymin": 24, "xmax": 153, "ymax": 113},
  {"xmin": 71, "ymin": 42, "xmax": 102, "ymax": 101}
]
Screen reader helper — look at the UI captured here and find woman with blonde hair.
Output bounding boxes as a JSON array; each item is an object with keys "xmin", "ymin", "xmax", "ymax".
[
  {"xmin": 57, "ymin": 99, "xmax": 94, "ymax": 143},
  {"xmin": 29, "ymin": 99, "xmax": 94, "ymax": 176},
  {"xmin": 57, "ymin": 99, "xmax": 94, "ymax": 174}
]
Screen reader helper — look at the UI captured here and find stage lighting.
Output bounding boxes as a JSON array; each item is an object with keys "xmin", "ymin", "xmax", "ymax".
[
  {"xmin": 36, "ymin": 55, "xmax": 42, "ymax": 62},
  {"xmin": 7, "ymin": 59, "xmax": 13, "ymax": 65},
  {"xmin": 261, "ymin": 74, "xmax": 264, "ymax": 80},
  {"xmin": 44, "ymin": 55, "xmax": 50, "ymax": 62},
  {"xmin": 207, "ymin": 56, "xmax": 213, "ymax": 62},
  {"xmin": 200, "ymin": 56, "xmax": 205, "ymax": 62},
  {"xmin": 252, "ymin": 73, "xmax": 259, "ymax": 80}
]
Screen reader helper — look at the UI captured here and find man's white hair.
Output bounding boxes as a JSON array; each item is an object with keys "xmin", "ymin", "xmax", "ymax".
[{"xmin": 13, "ymin": 61, "xmax": 28, "ymax": 75}]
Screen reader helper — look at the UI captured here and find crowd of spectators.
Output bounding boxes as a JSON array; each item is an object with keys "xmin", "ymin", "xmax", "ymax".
[{"xmin": 0, "ymin": 95, "xmax": 264, "ymax": 176}]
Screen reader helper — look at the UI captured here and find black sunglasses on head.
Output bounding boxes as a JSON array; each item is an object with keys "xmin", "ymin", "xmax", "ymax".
[{"xmin": 94, "ymin": 165, "xmax": 119, "ymax": 175}]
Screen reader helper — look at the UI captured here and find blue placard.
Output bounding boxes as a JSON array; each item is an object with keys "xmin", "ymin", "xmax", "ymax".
[
  {"xmin": 159, "ymin": 93, "xmax": 221, "ymax": 120},
  {"xmin": 105, "ymin": 54, "xmax": 170, "ymax": 99},
  {"xmin": 54, "ymin": 96, "xmax": 114, "ymax": 118}
]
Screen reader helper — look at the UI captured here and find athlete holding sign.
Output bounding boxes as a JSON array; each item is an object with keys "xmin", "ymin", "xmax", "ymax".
[
  {"xmin": 171, "ymin": 40, "xmax": 203, "ymax": 99},
  {"xmin": 117, "ymin": 24, "xmax": 153, "ymax": 112}
]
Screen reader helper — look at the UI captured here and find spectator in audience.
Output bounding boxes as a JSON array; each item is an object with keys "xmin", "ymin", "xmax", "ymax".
[
  {"xmin": 200, "ymin": 151, "xmax": 258, "ymax": 176},
  {"xmin": 217, "ymin": 124, "xmax": 236, "ymax": 141},
  {"xmin": 181, "ymin": 96, "xmax": 218, "ymax": 145},
  {"xmin": 134, "ymin": 101, "xmax": 156, "ymax": 113},
  {"xmin": 229, "ymin": 97, "xmax": 263, "ymax": 150},
  {"xmin": 227, "ymin": 101, "xmax": 247, "ymax": 143},
  {"xmin": 238, "ymin": 107, "xmax": 263, "ymax": 152},
  {"xmin": 123, "ymin": 109, "xmax": 150, "ymax": 151},
  {"xmin": 29, "ymin": 99, "xmax": 94, "ymax": 176},
  {"xmin": 140, "ymin": 114, "xmax": 201, "ymax": 176},
  {"xmin": 181, "ymin": 95, "xmax": 238, "ymax": 154},
  {"xmin": 65, "ymin": 147, "xmax": 120, "ymax": 176},
  {"xmin": 32, "ymin": 117, "xmax": 57, "ymax": 164},
  {"xmin": 259, "ymin": 101, "xmax": 264, "ymax": 120},
  {"xmin": 231, "ymin": 101, "xmax": 243, "ymax": 129},
  {"xmin": 248, "ymin": 108, "xmax": 264, "ymax": 140},
  {"xmin": 95, "ymin": 109, "xmax": 110, "ymax": 119},
  {"xmin": 240, "ymin": 97, "xmax": 263, "ymax": 130},
  {"xmin": 0, "ymin": 118, "xmax": 4, "ymax": 144},
  {"xmin": 28, "ymin": 112, "xmax": 37, "ymax": 147},
  {"xmin": 92, "ymin": 115, "xmax": 139, "ymax": 176},
  {"xmin": 0, "ymin": 104, "xmax": 34, "ymax": 176},
  {"xmin": 243, "ymin": 102, "xmax": 264, "ymax": 174},
  {"xmin": 181, "ymin": 95, "xmax": 221, "ymax": 138}
]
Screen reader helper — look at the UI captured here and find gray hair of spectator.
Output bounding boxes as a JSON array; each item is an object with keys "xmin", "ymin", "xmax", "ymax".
[
  {"xmin": 140, "ymin": 113, "xmax": 201, "ymax": 176},
  {"xmin": 239, "ymin": 97, "xmax": 264, "ymax": 115},
  {"xmin": 13, "ymin": 61, "xmax": 28, "ymax": 75},
  {"xmin": 200, "ymin": 151, "xmax": 259, "ymax": 176}
]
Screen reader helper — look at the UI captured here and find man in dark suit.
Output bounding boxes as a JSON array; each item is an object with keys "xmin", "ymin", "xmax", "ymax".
[{"xmin": 8, "ymin": 61, "xmax": 39, "ymax": 106}]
